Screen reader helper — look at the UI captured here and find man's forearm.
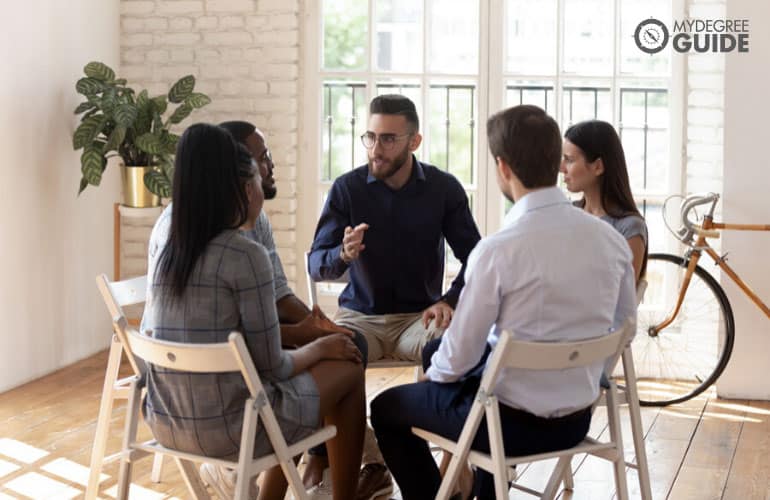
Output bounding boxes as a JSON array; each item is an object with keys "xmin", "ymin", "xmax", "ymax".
[
  {"xmin": 280, "ymin": 323, "xmax": 315, "ymax": 348},
  {"xmin": 276, "ymin": 294, "xmax": 311, "ymax": 324}
]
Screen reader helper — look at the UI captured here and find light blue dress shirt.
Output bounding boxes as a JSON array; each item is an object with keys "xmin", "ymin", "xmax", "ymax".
[{"xmin": 426, "ymin": 187, "xmax": 637, "ymax": 417}]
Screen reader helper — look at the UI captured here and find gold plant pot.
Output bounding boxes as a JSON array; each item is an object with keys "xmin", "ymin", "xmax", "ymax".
[{"xmin": 121, "ymin": 165, "xmax": 161, "ymax": 208}]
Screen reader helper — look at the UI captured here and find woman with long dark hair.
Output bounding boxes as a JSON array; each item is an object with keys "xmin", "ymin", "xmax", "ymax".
[
  {"xmin": 144, "ymin": 123, "xmax": 365, "ymax": 500},
  {"xmin": 561, "ymin": 119, "xmax": 648, "ymax": 280}
]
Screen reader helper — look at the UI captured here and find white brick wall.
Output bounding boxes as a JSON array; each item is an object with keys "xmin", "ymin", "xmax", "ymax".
[
  {"xmin": 120, "ymin": 0, "xmax": 301, "ymax": 288},
  {"xmin": 685, "ymin": 0, "xmax": 726, "ymax": 197}
]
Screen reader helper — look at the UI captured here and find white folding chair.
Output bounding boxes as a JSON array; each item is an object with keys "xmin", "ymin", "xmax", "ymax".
[
  {"xmin": 87, "ymin": 274, "xmax": 166, "ymax": 500},
  {"xmin": 111, "ymin": 314, "xmax": 337, "ymax": 500},
  {"xmin": 413, "ymin": 320, "xmax": 634, "ymax": 500},
  {"xmin": 555, "ymin": 280, "xmax": 652, "ymax": 500},
  {"xmin": 304, "ymin": 251, "xmax": 420, "ymax": 371}
]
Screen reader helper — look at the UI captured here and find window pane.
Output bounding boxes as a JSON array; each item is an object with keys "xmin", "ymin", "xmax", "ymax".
[
  {"xmin": 428, "ymin": 83, "xmax": 476, "ymax": 185},
  {"xmin": 561, "ymin": 84, "xmax": 612, "ymax": 127},
  {"xmin": 376, "ymin": 81, "xmax": 423, "ymax": 111},
  {"xmin": 505, "ymin": 0, "xmax": 557, "ymax": 75},
  {"xmin": 620, "ymin": 0, "xmax": 670, "ymax": 75},
  {"xmin": 321, "ymin": 81, "xmax": 368, "ymax": 181},
  {"xmin": 563, "ymin": 0, "xmax": 613, "ymax": 76},
  {"xmin": 640, "ymin": 202, "xmax": 667, "ymax": 253},
  {"xmin": 505, "ymin": 81, "xmax": 554, "ymax": 114},
  {"xmin": 323, "ymin": 0, "xmax": 368, "ymax": 71},
  {"xmin": 428, "ymin": 0, "xmax": 479, "ymax": 74},
  {"xmin": 375, "ymin": 0, "xmax": 423, "ymax": 72},
  {"xmin": 620, "ymin": 89, "xmax": 669, "ymax": 194}
]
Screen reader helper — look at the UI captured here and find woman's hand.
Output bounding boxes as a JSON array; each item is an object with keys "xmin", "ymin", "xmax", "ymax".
[{"xmin": 315, "ymin": 333, "xmax": 362, "ymax": 364}]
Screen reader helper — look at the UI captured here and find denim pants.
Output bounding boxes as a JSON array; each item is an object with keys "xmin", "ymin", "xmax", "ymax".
[{"xmin": 370, "ymin": 338, "xmax": 592, "ymax": 500}]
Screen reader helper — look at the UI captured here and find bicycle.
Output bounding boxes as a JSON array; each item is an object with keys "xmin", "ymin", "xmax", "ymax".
[{"xmin": 632, "ymin": 192, "xmax": 770, "ymax": 406}]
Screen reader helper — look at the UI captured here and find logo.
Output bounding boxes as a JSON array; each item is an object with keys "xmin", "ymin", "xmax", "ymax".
[
  {"xmin": 634, "ymin": 17, "xmax": 750, "ymax": 54},
  {"xmin": 634, "ymin": 18, "xmax": 669, "ymax": 54}
]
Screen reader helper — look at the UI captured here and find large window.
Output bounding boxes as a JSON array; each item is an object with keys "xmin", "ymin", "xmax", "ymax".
[{"xmin": 302, "ymin": 0, "xmax": 683, "ymax": 304}]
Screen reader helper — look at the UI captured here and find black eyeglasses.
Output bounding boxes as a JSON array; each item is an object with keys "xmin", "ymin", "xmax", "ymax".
[{"xmin": 360, "ymin": 132, "xmax": 412, "ymax": 150}]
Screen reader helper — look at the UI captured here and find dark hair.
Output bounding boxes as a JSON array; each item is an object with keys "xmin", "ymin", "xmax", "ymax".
[
  {"xmin": 564, "ymin": 120, "xmax": 641, "ymax": 219},
  {"xmin": 219, "ymin": 120, "xmax": 256, "ymax": 143},
  {"xmin": 486, "ymin": 105, "xmax": 562, "ymax": 188},
  {"xmin": 565, "ymin": 119, "xmax": 647, "ymax": 276},
  {"xmin": 156, "ymin": 123, "xmax": 257, "ymax": 300},
  {"xmin": 370, "ymin": 94, "xmax": 419, "ymax": 133}
]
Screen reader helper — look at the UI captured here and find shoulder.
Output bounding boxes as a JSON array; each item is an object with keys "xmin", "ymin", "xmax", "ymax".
[
  {"xmin": 335, "ymin": 165, "xmax": 368, "ymax": 187},
  {"xmin": 604, "ymin": 213, "xmax": 648, "ymax": 243},
  {"xmin": 212, "ymin": 230, "xmax": 270, "ymax": 265},
  {"xmin": 150, "ymin": 204, "xmax": 172, "ymax": 238},
  {"xmin": 420, "ymin": 162, "xmax": 466, "ymax": 197}
]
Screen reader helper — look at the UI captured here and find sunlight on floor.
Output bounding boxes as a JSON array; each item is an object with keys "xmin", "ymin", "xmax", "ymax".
[
  {"xmin": 42, "ymin": 457, "xmax": 108, "ymax": 487},
  {"xmin": 4, "ymin": 471, "xmax": 81, "ymax": 499},
  {"xmin": 104, "ymin": 483, "xmax": 175, "ymax": 499},
  {"xmin": 0, "ymin": 439, "xmax": 49, "ymax": 464},
  {"xmin": 0, "ymin": 437, "xmax": 182, "ymax": 499},
  {"xmin": 0, "ymin": 459, "xmax": 20, "ymax": 479}
]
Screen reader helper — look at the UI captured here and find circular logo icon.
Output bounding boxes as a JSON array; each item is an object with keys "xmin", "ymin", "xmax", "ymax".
[{"xmin": 634, "ymin": 18, "xmax": 669, "ymax": 54}]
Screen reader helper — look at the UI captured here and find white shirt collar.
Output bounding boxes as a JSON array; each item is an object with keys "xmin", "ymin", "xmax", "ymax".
[{"xmin": 502, "ymin": 186, "xmax": 571, "ymax": 228}]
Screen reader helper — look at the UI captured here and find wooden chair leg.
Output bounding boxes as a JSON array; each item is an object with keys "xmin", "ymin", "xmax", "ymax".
[
  {"xmin": 151, "ymin": 453, "xmax": 165, "ymax": 483},
  {"xmin": 174, "ymin": 457, "xmax": 211, "ymax": 500},
  {"xmin": 543, "ymin": 456, "xmax": 571, "ymax": 500},
  {"xmin": 606, "ymin": 383, "xmax": 629, "ymax": 500},
  {"xmin": 86, "ymin": 336, "xmax": 123, "ymax": 500},
  {"xmin": 623, "ymin": 350, "xmax": 653, "ymax": 500},
  {"xmin": 116, "ymin": 379, "xmax": 142, "ymax": 500}
]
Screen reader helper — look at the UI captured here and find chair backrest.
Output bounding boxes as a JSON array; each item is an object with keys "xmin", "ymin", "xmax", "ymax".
[
  {"xmin": 96, "ymin": 274, "xmax": 148, "ymax": 375},
  {"xmin": 305, "ymin": 251, "xmax": 348, "ymax": 308},
  {"xmin": 96, "ymin": 273, "xmax": 147, "ymax": 319},
  {"xmin": 113, "ymin": 314, "xmax": 265, "ymax": 400},
  {"xmin": 477, "ymin": 319, "xmax": 633, "ymax": 394},
  {"xmin": 636, "ymin": 278, "xmax": 647, "ymax": 306}
]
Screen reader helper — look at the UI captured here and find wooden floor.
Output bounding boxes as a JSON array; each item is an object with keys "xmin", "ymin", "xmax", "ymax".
[{"xmin": 0, "ymin": 350, "xmax": 769, "ymax": 499}]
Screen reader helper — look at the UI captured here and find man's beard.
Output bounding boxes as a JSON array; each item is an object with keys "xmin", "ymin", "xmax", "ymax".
[
  {"xmin": 262, "ymin": 181, "xmax": 277, "ymax": 200},
  {"xmin": 368, "ymin": 145, "xmax": 410, "ymax": 181}
]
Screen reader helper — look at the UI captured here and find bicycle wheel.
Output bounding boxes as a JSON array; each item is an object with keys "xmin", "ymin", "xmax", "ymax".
[{"xmin": 631, "ymin": 253, "xmax": 735, "ymax": 406}]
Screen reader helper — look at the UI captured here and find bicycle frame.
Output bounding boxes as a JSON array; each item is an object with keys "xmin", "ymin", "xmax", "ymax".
[{"xmin": 651, "ymin": 197, "xmax": 770, "ymax": 335}]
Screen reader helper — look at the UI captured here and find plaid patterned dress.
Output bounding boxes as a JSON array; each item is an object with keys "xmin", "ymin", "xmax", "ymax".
[{"xmin": 143, "ymin": 230, "xmax": 320, "ymax": 458}]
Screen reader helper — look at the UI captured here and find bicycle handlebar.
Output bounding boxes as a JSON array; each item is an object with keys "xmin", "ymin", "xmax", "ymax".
[{"xmin": 680, "ymin": 193, "xmax": 721, "ymax": 241}]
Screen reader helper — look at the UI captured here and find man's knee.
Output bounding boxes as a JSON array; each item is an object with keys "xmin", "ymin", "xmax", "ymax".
[
  {"xmin": 421, "ymin": 337, "xmax": 443, "ymax": 373},
  {"xmin": 370, "ymin": 387, "xmax": 401, "ymax": 431}
]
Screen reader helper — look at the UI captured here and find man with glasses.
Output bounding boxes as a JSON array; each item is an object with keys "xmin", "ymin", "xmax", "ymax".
[
  {"xmin": 308, "ymin": 94, "xmax": 481, "ymax": 499},
  {"xmin": 143, "ymin": 121, "xmax": 363, "ymax": 498}
]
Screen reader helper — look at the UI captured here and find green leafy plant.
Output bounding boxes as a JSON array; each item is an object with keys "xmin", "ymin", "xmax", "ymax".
[{"xmin": 73, "ymin": 61, "xmax": 211, "ymax": 197}]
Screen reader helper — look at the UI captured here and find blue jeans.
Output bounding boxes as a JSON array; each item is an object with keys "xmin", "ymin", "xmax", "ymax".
[
  {"xmin": 371, "ymin": 338, "xmax": 592, "ymax": 500},
  {"xmin": 308, "ymin": 330, "xmax": 368, "ymax": 457}
]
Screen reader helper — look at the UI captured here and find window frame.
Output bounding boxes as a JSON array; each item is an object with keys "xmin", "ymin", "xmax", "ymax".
[{"xmin": 299, "ymin": 0, "xmax": 687, "ymax": 302}]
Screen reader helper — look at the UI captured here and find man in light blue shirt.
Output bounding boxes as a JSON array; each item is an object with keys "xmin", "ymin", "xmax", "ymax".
[{"xmin": 371, "ymin": 105, "xmax": 637, "ymax": 500}]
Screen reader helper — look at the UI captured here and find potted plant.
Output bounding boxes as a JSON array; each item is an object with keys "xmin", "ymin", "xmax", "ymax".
[{"xmin": 72, "ymin": 61, "xmax": 210, "ymax": 206}]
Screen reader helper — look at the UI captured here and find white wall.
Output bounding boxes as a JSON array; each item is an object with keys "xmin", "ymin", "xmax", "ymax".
[
  {"xmin": 0, "ymin": 1, "xmax": 120, "ymax": 392},
  {"xmin": 120, "ymin": 0, "xmax": 302, "ymax": 290},
  {"xmin": 718, "ymin": 0, "xmax": 770, "ymax": 399}
]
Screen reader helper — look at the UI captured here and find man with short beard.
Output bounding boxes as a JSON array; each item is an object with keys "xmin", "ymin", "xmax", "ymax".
[{"xmin": 308, "ymin": 94, "xmax": 481, "ymax": 500}]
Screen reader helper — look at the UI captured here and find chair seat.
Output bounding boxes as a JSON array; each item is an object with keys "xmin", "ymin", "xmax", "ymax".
[
  {"xmin": 412, "ymin": 428, "xmax": 619, "ymax": 467},
  {"xmin": 369, "ymin": 358, "xmax": 420, "ymax": 368},
  {"xmin": 131, "ymin": 425, "xmax": 337, "ymax": 473}
]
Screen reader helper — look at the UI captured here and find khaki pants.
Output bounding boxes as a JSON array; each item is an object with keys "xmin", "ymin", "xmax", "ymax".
[
  {"xmin": 334, "ymin": 307, "xmax": 446, "ymax": 464},
  {"xmin": 333, "ymin": 308, "xmax": 445, "ymax": 363}
]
